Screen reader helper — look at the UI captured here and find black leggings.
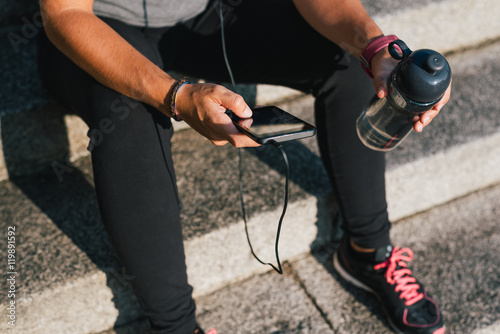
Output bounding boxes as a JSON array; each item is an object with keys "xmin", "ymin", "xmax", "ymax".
[{"xmin": 38, "ymin": 0, "xmax": 390, "ymax": 332}]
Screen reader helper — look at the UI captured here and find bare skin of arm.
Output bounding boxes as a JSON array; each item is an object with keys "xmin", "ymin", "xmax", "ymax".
[
  {"xmin": 40, "ymin": 0, "xmax": 258, "ymax": 146},
  {"xmin": 41, "ymin": 0, "xmax": 174, "ymax": 116},
  {"xmin": 41, "ymin": 0, "xmax": 450, "ymax": 148},
  {"xmin": 293, "ymin": 0, "xmax": 451, "ymax": 132}
]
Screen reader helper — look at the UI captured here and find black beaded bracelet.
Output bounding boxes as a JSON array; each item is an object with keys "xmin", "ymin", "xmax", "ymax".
[{"xmin": 169, "ymin": 77, "xmax": 191, "ymax": 122}]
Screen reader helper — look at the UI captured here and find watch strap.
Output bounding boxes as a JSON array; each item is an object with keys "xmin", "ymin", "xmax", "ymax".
[{"xmin": 360, "ymin": 35, "xmax": 399, "ymax": 78}]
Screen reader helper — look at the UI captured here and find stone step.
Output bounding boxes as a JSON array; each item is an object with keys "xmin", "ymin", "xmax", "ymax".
[
  {"xmin": 1, "ymin": 38, "xmax": 500, "ymax": 333},
  {"xmin": 1, "ymin": 1, "xmax": 500, "ymax": 333},
  {"xmin": 2, "ymin": 0, "xmax": 500, "ymax": 180}
]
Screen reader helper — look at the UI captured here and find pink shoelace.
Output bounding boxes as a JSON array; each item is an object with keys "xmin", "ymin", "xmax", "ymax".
[
  {"xmin": 195, "ymin": 328, "xmax": 216, "ymax": 334},
  {"xmin": 373, "ymin": 247, "xmax": 424, "ymax": 306}
]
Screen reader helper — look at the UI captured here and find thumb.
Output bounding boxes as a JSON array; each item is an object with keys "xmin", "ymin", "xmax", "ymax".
[
  {"xmin": 370, "ymin": 49, "xmax": 399, "ymax": 99},
  {"xmin": 219, "ymin": 89, "xmax": 252, "ymax": 118},
  {"xmin": 373, "ymin": 76, "xmax": 388, "ymax": 99}
]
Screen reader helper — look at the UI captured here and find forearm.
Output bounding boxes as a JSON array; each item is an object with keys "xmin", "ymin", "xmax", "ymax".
[
  {"xmin": 292, "ymin": 0, "xmax": 383, "ymax": 59},
  {"xmin": 41, "ymin": 5, "xmax": 175, "ymax": 116}
]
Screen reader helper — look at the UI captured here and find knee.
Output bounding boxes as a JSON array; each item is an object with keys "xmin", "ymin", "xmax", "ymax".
[
  {"xmin": 315, "ymin": 56, "xmax": 374, "ymax": 102},
  {"xmin": 84, "ymin": 88, "xmax": 172, "ymax": 153}
]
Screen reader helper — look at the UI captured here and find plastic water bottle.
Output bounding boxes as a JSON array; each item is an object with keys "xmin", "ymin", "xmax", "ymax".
[{"xmin": 356, "ymin": 40, "xmax": 452, "ymax": 151}]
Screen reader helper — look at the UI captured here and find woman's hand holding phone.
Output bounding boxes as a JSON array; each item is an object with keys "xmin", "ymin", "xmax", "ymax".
[{"xmin": 227, "ymin": 106, "xmax": 316, "ymax": 144}]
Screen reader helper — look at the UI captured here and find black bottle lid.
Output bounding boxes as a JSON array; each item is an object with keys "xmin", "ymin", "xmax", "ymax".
[{"xmin": 389, "ymin": 40, "xmax": 452, "ymax": 103}]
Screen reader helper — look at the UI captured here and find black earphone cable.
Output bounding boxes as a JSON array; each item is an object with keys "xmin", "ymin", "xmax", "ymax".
[
  {"xmin": 220, "ymin": 0, "xmax": 288, "ymax": 274},
  {"xmin": 238, "ymin": 142, "xmax": 289, "ymax": 274}
]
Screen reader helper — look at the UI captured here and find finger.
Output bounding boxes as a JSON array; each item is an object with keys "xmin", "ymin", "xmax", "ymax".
[
  {"xmin": 211, "ymin": 139, "xmax": 229, "ymax": 146},
  {"xmin": 221, "ymin": 121, "xmax": 260, "ymax": 147},
  {"xmin": 224, "ymin": 115, "xmax": 260, "ymax": 147},
  {"xmin": 414, "ymin": 81, "xmax": 451, "ymax": 133},
  {"xmin": 230, "ymin": 133, "xmax": 261, "ymax": 148},
  {"xmin": 370, "ymin": 50, "xmax": 399, "ymax": 98},
  {"xmin": 217, "ymin": 88, "xmax": 252, "ymax": 118},
  {"xmin": 433, "ymin": 81, "xmax": 452, "ymax": 112},
  {"xmin": 420, "ymin": 108, "xmax": 440, "ymax": 127},
  {"xmin": 212, "ymin": 136, "xmax": 260, "ymax": 148},
  {"xmin": 238, "ymin": 117, "xmax": 254, "ymax": 128},
  {"xmin": 414, "ymin": 121, "xmax": 424, "ymax": 133},
  {"xmin": 373, "ymin": 76, "xmax": 388, "ymax": 98},
  {"xmin": 205, "ymin": 110, "xmax": 257, "ymax": 147},
  {"xmin": 414, "ymin": 108, "xmax": 438, "ymax": 132},
  {"xmin": 202, "ymin": 85, "xmax": 258, "ymax": 147},
  {"xmin": 188, "ymin": 111, "xmax": 231, "ymax": 144}
]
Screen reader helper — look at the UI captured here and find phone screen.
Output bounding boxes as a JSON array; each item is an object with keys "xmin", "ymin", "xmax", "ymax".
[{"xmin": 227, "ymin": 106, "xmax": 316, "ymax": 144}]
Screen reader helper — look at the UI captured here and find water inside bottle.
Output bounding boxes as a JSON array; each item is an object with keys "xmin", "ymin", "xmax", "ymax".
[
  {"xmin": 356, "ymin": 110, "xmax": 402, "ymax": 151},
  {"xmin": 356, "ymin": 97, "xmax": 414, "ymax": 151}
]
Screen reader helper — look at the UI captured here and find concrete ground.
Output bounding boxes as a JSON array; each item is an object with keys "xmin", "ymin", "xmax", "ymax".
[
  {"xmin": 197, "ymin": 183, "xmax": 500, "ymax": 334},
  {"xmin": 104, "ymin": 183, "xmax": 500, "ymax": 334}
]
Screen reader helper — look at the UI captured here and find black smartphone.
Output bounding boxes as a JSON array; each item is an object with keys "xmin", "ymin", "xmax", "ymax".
[{"xmin": 226, "ymin": 106, "xmax": 316, "ymax": 144}]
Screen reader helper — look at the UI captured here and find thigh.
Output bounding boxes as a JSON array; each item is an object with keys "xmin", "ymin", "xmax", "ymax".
[
  {"xmin": 162, "ymin": 0, "xmax": 345, "ymax": 91},
  {"xmin": 38, "ymin": 17, "xmax": 166, "ymax": 124},
  {"xmin": 38, "ymin": 20, "xmax": 197, "ymax": 332},
  {"xmin": 314, "ymin": 56, "xmax": 391, "ymax": 248}
]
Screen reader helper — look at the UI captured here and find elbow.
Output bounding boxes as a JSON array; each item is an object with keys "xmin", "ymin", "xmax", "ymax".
[
  {"xmin": 39, "ymin": 0, "xmax": 95, "ymax": 43},
  {"xmin": 39, "ymin": 0, "xmax": 94, "ymax": 26}
]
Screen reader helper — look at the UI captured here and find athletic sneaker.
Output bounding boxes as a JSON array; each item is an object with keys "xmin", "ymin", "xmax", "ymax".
[{"xmin": 333, "ymin": 239, "xmax": 445, "ymax": 334}]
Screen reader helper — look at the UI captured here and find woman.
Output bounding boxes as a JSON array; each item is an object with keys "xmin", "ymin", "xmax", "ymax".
[{"xmin": 38, "ymin": 0, "xmax": 451, "ymax": 333}]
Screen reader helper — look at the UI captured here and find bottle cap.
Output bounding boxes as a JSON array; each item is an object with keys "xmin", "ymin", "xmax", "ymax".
[{"xmin": 389, "ymin": 40, "xmax": 452, "ymax": 103}]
